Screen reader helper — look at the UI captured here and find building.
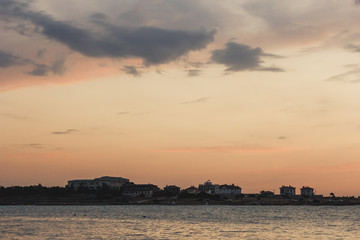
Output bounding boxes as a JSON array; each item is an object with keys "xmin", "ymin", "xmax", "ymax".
[
  {"xmin": 122, "ymin": 184, "xmax": 160, "ymax": 198},
  {"xmin": 198, "ymin": 180, "xmax": 219, "ymax": 194},
  {"xmin": 94, "ymin": 176, "xmax": 129, "ymax": 190},
  {"xmin": 280, "ymin": 185, "xmax": 296, "ymax": 196},
  {"xmin": 67, "ymin": 179, "xmax": 99, "ymax": 190},
  {"xmin": 184, "ymin": 186, "xmax": 199, "ymax": 194},
  {"xmin": 67, "ymin": 176, "xmax": 129, "ymax": 191},
  {"xmin": 164, "ymin": 185, "xmax": 181, "ymax": 195},
  {"xmin": 260, "ymin": 191, "xmax": 275, "ymax": 197},
  {"xmin": 301, "ymin": 186, "xmax": 314, "ymax": 197},
  {"xmin": 217, "ymin": 184, "xmax": 242, "ymax": 195}
]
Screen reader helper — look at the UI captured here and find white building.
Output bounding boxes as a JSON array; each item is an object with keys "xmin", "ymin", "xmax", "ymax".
[
  {"xmin": 217, "ymin": 184, "xmax": 242, "ymax": 195},
  {"xmin": 198, "ymin": 180, "xmax": 218, "ymax": 194},
  {"xmin": 199, "ymin": 181, "xmax": 241, "ymax": 195},
  {"xmin": 280, "ymin": 185, "xmax": 296, "ymax": 196}
]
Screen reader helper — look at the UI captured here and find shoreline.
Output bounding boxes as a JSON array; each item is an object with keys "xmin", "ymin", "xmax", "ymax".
[{"xmin": 1, "ymin": 195, "xmax": 360, "ymax": 206}]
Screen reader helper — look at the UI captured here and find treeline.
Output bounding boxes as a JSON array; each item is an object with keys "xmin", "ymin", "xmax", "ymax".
[
  {"xmin": 0, "ymin": 184, "xmax": 70, "ymax": 197},
  {"xmin": 0, "ymin": 184, "xmax": 220, "ymax": 200},
  {"xmin": 0, "ymin": 184, "xmax": 124, "ymax": 197}
]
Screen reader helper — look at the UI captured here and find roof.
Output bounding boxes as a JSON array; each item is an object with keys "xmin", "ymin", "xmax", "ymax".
[
  {"xmin": 280, "ymin": 185, "xmax": 296, "ymax": 189},
  {"xmin": 95, "ymin": 176, "xmax": 129, "ymax": 181},
  {"xmin": 164, "ymin": 185, "xmax": 180, "ymax": 189},
  {"xmin": 219, "ymin": 184, "xmax": 241, "ymax": 190},
  {"xmin": 123, "ymin": 184, "xmax": 160, "ymax": 191},
  {"xmin": 68, "ymin": 179, "xmax": 95, "ymax": 182}
]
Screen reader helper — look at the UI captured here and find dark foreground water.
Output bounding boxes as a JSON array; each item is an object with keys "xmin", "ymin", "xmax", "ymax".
[{"xmin": 0, "ymin": 205, "xmax": 360, "ymax": 239}]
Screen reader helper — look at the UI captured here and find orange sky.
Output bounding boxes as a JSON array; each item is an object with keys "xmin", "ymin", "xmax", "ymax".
[{"xmin": 1, "ymin": 0, "xmax": 360, "ymax": 196}]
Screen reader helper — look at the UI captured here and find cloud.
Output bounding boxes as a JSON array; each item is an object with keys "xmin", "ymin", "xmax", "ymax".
[
  {"xmin": 0, "ymin": 1, "xmax": 216, "ymax": 66},
  {"xmin": 27, "ymin": 58, "xmax": 66, "ymax": 76},
  {"xmin": 0, "ymin": 48, "xmax": 65, "ymax": 77},
  {"xmin": 181, "ymin": 97, "xmax": 210, "ymax": 104},
  {"xmin": 17, "ymin": 143, "xmax": 44, "ymax": 149},
  {"xmin": 0, "ymin": 50, "xmax": 27, "ymax": 68},
  {"xmin": 25, "ymin": 143, "xmax": 44, "ymax": 149},
  {"xmin": 27, "ymin": 64, "xmax": 49, "ymax": 76},
  {"xmin": 89, "ymin": 12, "xmax": 108, "ymax": 21},
  {"xmin": 122, "ymin": 65, "xmax": 141, "ymax": 77},
  {"xmin": 116, "ymin": 111, "xmax": 151, "ymax": 117},
  {"xmin": 161, "ymin": 146, "xmax": 288, "ymax": 153},
  {"xmin": 51, "ymin": 57, "xmax": 66, "ymax": 75},
  {"xmin": 211, "ymin": 42, "xmax": 283, "ymax": 72},
  {"xmin": 1, "ymin": 113, "xmax": 27, "ymax": 120},
  {"xmin": 347, "ymin": 44, "xmax": 360, "ymax": 52},
  {"xmin": 116, "ymin": 0, "xmax": 222, "ymax": 30},
  {"xmin": 326, "ymin": 68, "xmax": 360, "ymax": 83},
  {"xmin": 187, "ymin": 69, "xmax": 201, "ymax": 77},
  {"xmin": 36, "ymin": 48, "xmax": 46, "ymax": 59},
  {"xmin": 117, "ymin": 111, "xmax": 131, "ymax": 115},
  {"xmin": 51, "ymin": 129, "xmax": 78, "ymax": 135}
]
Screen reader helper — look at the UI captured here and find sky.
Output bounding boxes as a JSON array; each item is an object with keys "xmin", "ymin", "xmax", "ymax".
[{"xmin": 1, "ymin": 0, "xmax": 360, "ymax": 196}]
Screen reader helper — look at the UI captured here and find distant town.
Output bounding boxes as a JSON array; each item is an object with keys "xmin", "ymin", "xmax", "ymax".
[
  {"xmin": 67, "ymin": 176, "xmax": 320, "ymax": 198},
  {"xmin": 1, "ymin": 176, "xmax": 360, "ymax": 205}
]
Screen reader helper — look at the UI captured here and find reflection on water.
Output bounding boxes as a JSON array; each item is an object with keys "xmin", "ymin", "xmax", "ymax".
[{"xmin": 0, "ymin": 205, "xmax": 360, "ymax": 239}]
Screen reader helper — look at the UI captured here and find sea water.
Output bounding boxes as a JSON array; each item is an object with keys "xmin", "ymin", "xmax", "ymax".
[{"xmin": 0, "ymin": 205, "xmax": 360, "ymax": 239}]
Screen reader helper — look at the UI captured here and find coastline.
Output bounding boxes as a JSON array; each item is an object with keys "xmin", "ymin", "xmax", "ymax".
[{"xmin": 1, "ymin": 194, "xmax": 359, "ymax": 206}]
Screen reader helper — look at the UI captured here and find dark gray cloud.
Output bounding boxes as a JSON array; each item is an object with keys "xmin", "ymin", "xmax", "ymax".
[
  {"xmin": 0, "ymin": 47, "xmax": 66, "ymax": 76},
  {"xmin": 187, "ymin": 69, "xmax": 201, "ymax": 77},
  {"xmin": 0, "ymin": 50, "xmax": 27, "ymax": 68},
  {"xmin": 51, "ymin": 129, "xmax": 78, "ymax": 135},
  {"xmin": 27, "ymin": 64, "xmax": 49, "ymax": 76},
  {"xmin": 211, "ymin": 42, "xmax": 283, "ymax": 72},
  {"xmin": 122, "ymin": 65, "xmax": 141, "ymax": 77},
  {"xmin": 0, "ymin": 1, "xmax": 216, "ymax": 66},
  {"xmin": 51, "ymin": 58, "xmax": 66, "ymax": 75}
]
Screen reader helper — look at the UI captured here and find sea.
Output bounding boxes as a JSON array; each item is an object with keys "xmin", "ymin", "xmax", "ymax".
[{"xmin": 0, "ymin": 205, "xmax": 359, "ymax": 239}]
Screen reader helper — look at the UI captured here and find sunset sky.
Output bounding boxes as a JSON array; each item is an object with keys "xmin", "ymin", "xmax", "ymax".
[{"xmin": 1, "ymin": 0, "xmax": 360, "ymax": 196}]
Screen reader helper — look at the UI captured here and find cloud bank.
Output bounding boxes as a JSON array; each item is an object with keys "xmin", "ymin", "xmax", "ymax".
[{"xmin": 0, "ymin": 0, "xmax": 216, "ymax": 66}]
